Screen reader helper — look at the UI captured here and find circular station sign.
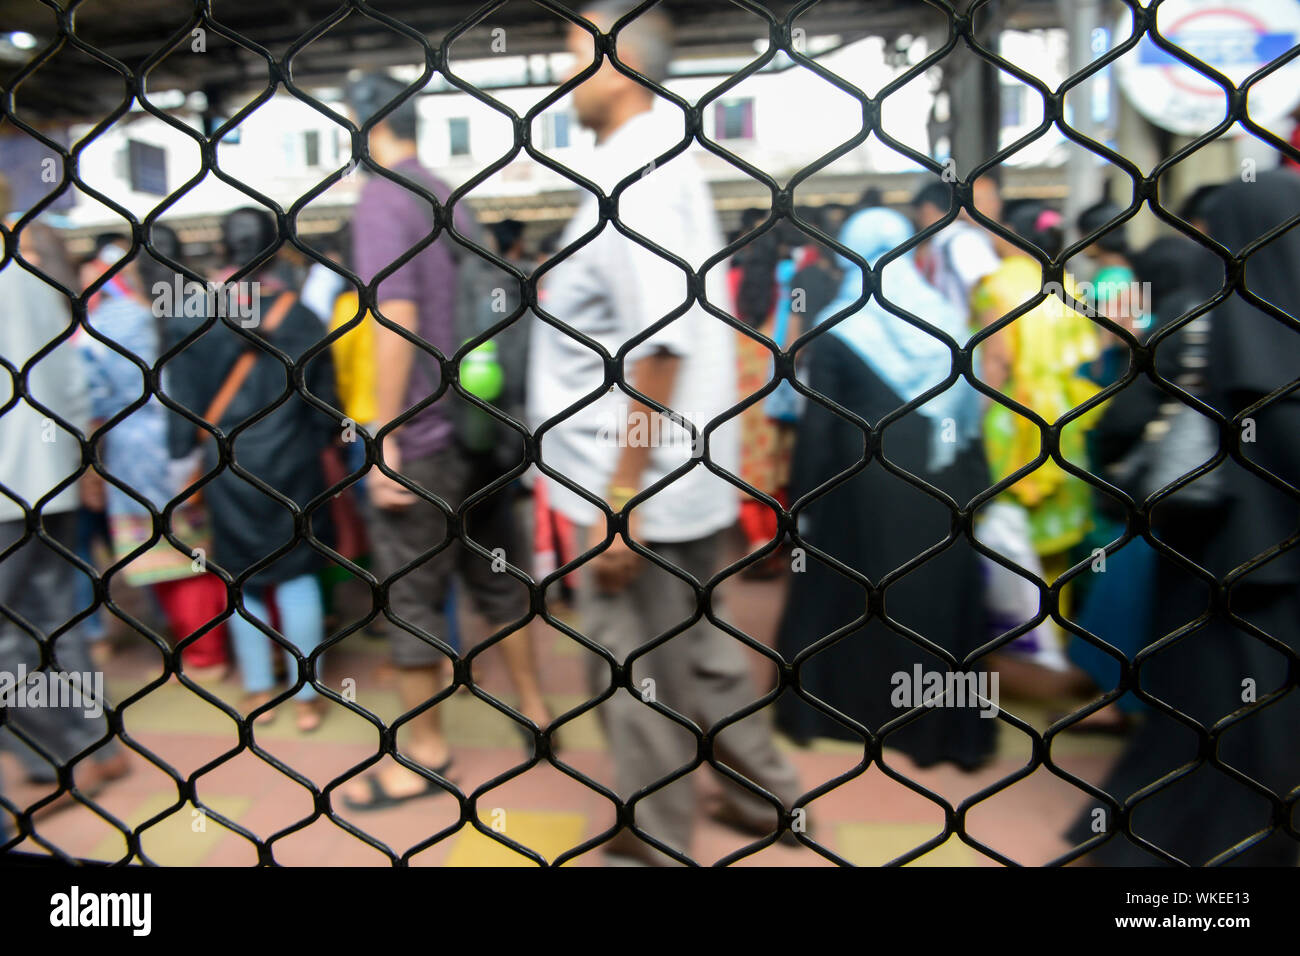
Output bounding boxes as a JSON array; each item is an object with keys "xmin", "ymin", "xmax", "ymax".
[{"xmin": 1115, "ymin": 0, "xmax": 1300, "ymax": 135}]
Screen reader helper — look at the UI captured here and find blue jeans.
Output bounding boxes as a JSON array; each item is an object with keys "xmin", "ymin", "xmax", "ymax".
[
  {"xmin": 229, "ymin": 574, "xmax": 324, "ymax": 700},
  {"xmin": 75, "ymin": 507, "xmax": 109, "ymax": 642}
]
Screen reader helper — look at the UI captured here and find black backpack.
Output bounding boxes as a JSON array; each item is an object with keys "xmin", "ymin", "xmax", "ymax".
[{"xmin": 402, "ymin": 166, "xmax": 530, "ymax": 471}]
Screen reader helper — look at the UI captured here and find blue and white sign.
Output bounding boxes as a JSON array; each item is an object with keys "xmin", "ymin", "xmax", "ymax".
[{"xmin": 1115, "ymin": 0, "xmax": 1300, "ymax": 135}]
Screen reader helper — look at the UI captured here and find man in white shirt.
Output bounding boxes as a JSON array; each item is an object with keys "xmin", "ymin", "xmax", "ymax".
[
  {"xmin": 528, "ymin": 0, "xmax": 802, "ymax": 864},
  {"xmin": 0, "ymin": 185, "xmax": 126, "ymax": 831},
  {"xmin": 912, "ymin": 179, "xmax": 1002, "ymax": 320}
]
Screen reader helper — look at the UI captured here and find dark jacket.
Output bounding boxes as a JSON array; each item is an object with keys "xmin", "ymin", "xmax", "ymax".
[{"xmin": 165, "ymin": 289, "xmax": 339, "ymax": 586}]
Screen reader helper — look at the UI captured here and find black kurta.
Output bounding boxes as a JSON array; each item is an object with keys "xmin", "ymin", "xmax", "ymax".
[
  {"xmin": 165, "ymin": 289, "xmax": 339, "ymax": 587},
  {"xmin": 774, "ymin": 333, "xmax": 997, "ymax": 771}
]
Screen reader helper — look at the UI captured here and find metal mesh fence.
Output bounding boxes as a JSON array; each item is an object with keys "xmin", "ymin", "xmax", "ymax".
[{"xmin": 1, "ymin": 0, "xmax": 1298, "ymax": 866}]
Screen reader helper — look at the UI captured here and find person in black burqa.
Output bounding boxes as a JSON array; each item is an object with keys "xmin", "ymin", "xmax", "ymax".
[
  {"xmin": 1066, "ymin": 170, "xmax": 1300, "ymax": 865},
  {"xmin": 773, "ymin": 206, "xmax": 996, "ymax": 771}
]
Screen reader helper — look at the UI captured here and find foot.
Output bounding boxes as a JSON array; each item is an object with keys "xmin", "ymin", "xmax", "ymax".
[
  {"xmin": 87, "ymin": 753, "xmax": 130, "ymax": 787},
  {"xmin": 340, "ymin": 757, "xmax": 455, "ymax": 812},
  {"xmin": 23, "ymin": 756, "xmax": 131, "ymax": 820},
  {"xmin": 710, "ymin": 804, "xmax": 813, "ymax": 847},
  {"xmin": 243, "ymin": 691, "xmax": 278, "ymax": 726},
  {"xmin": 295, "ymin": 699, "xmax": 326, "ymax": 734},
  {"xmin": 184, "ymin": 662, "xmax": 230, "ymax": 684}
]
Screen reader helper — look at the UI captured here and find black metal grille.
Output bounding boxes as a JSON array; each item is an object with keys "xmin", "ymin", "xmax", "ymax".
[{"xmin": 1, "ymin": 0, "xmax": 1297, "ymax": 867}]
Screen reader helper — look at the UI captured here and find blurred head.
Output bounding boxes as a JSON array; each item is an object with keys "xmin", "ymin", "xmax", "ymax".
[
  {"xmin": 1000, "ymin": 200, "xmax": 1064, "ymax": 259},
  {"xmin": 76, "ymin": 255, "xmax": 101, "ymax": 296},
  {"xmin": 1077, "ymin": 199, "xmax": 1130, "ymax": 264},
  {"xmin": 738, "ymin": 207, "xmax": 766, "ymax": 235},
  {"xmin": 345, "ymin": 72, "xmax": 420, "ymax": 166},
  {"xmin": 838, "ymin": 206, "xmax": 917, "ymax": 270},
  {"xmin": 1201, "ymin": 169, "xmax": 1300, "ymax": 256},
  {"xmin": 93, "ymin": 232, "xmax": 131, "ymax": 264},
  {"xmin": 221, "ymin": 207, "xmax": 278, "ymax": 272},
  {"xmin": 855, "ymin": 187, "xmax": 884, "ymax": 213},
  {"xmin": 319, "ymin": 224, "xmax": 352, "ymax": 271},
  {"xmin": 81, "ymin": 233, "xmax": 133, "ymax": 293},
  {"xmin": 491, "ymin": 218, "xmax": 525, "ymax": 258},
  {"xmin": 911, "ymin": 180, "xmax": 954, "ymax": 231},
  {"xmin": 820, "ymin": 202, "xmax": 850, "ymax": 237},
  {"xmin": 85, "ymin": 236, "xmax": 148, "ymax": 300},
  {"xmin": 14, "ymin": 220, "xmax": 75, "ymax": 289},
  {"xmin": 567, "ymin": 0, "xmax": 673, "ymax": 139},
  {"xmin": 137, "ymin": 223, "xmax": 184, "ymax": 294},
  {"xmin": 1177, "ymin": 183, "xmax": 1222, "ymax": 235}
]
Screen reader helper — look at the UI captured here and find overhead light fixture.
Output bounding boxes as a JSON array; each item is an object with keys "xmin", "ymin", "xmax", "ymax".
[{"xmin": 8, "ymin": 31, "xmax": 38, "ymax": 50}]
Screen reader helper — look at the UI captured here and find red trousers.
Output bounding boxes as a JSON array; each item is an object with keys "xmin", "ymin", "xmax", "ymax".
[{"xmin": 152, "ymin": 573, "xmax": 229, "ymax": 668}]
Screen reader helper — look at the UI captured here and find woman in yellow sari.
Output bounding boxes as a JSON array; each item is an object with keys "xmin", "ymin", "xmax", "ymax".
[{"xmin": 973, "ymin": 204, "xmax": 1103, "ymax": 558}]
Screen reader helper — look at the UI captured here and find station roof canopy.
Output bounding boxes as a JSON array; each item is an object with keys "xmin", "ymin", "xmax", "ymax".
[{"xmin": 3, "ymin": 0, "xmax": 1063, "ymax": 121}]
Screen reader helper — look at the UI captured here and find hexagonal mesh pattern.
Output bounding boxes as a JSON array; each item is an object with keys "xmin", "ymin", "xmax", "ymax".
[{"xmin": 1, "ymin": 0, "xmax": 1297, "ymax": 866}]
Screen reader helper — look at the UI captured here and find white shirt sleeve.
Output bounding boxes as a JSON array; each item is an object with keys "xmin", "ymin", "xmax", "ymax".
[{"xmin": 948, "ymin": 228, "xmax": 1002, "ymax": 294}]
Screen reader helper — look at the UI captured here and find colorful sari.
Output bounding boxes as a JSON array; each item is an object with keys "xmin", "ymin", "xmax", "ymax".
[{"xmin": 974, "ymin": 256, "xmax": 1103, "ymax": 555}]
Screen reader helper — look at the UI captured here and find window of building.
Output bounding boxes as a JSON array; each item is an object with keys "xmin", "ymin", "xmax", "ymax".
[
  {"xmin": 303, "ymin": 129, "xmax": 320, "ymax": 167},
  {"xmin": 714, "ymin": 98, "xmax": 755, "ymax": 140},
  {"xmin": 1000, "ymin": 84, "xmax": 1024, "ymax": 128},
  {"xmin": 449, "ymin": 117, "xmax": 470, "ymax": 157},
  {"xmin": 126, "ymin": 139, "xmax": 167, "ymax": 195},
  {"xmin": 542, "ymin": 111, "xmax": 571, "ymax": 150}
]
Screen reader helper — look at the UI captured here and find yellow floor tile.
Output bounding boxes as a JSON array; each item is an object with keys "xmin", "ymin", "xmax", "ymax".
[
  {"xmin": 89, "ymin": 793, "xmax": 253, "ymax": 865},
  {"xmin": 835, "ymin": 822, "xmax": 977, "ymax": 866},
  {"xmin": 443, "ymin": 810, "xmax": 587, "ymax": 866}
]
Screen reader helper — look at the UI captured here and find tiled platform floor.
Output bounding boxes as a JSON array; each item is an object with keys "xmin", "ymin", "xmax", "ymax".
[{"xmin": 3, "ymin": 570, "xmax": 1123, "ymax": 866}]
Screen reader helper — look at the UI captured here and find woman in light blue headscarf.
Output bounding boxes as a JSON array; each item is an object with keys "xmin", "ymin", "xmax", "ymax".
[
  {"xmin": 815, "ymin": 207, "xmax": 984, "ymax": 469},
  {"xmin": 774, "ymin": 207, "xmax": 996, "ymax": 771}
]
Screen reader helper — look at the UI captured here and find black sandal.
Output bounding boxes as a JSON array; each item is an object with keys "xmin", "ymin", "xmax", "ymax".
[{"xmin": 341, "ymin": 760, "xmax": 454, "ymax": 812}]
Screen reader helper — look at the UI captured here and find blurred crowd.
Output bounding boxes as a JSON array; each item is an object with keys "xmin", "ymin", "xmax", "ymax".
[{"xmin": 2, "ymin": 0, "xmax": 1298, "ymax": 866}]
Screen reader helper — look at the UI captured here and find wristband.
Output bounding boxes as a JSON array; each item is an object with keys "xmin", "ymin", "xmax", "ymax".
[{"xmin": 607, "ymin": 484, "xmax": 637, "ymax": 510}]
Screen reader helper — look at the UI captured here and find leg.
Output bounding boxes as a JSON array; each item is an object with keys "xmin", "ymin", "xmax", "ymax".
[
  {"xmin": 227, "ymin": 584, "xmax": 278, "ymax": 723},
  {"xmin": 458, "ymin": 470, "xmax": 541, "ymax": 727},
  {"xmin": 74, "ymin": 507, "xmax": 107, "ymax": 647},
  {"xmin": 343, "ymin": 451, "xmax": 460, "ymax": 805},
  {"xmin": 152, "ymin": 574, "xmax": 229, "ymax": 673},
  {"xmin": 270, "ymin": 573, "xmax": 325, "ymax": 702},
  {"xmin": 578, "ymin": 533, "xmax": 701, "ymax": 865},
  {"xmin": 498, "ymin": 622, "xmax": 550, "ymax": 729},
  {"xmin": 0, "ymin": 513, "xmax": 121, "ymax": 782},
  {"xmin": 675, "ymin": 532, "xmax": 802, "ymax": 834}
]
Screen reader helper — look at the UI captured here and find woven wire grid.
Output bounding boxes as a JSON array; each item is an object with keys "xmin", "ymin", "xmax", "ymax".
[{"xmin": 0, "ymin": 0, "xmax": 1296, "ymax": 866}]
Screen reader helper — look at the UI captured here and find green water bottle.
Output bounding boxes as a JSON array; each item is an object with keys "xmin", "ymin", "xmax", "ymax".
[{"xmin": 460, "ymin": 340, "xmax": 504, "ymax": 452}]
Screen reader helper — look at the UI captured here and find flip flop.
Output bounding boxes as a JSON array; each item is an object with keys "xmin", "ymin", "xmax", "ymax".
[{"xmin": 341, "ymin": 761, "xmax": 455, "ymax": 813}]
